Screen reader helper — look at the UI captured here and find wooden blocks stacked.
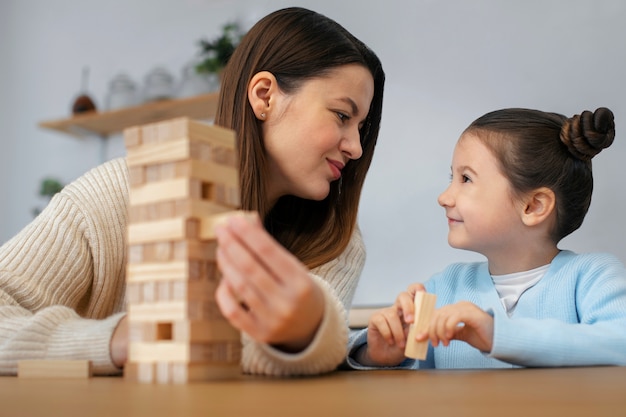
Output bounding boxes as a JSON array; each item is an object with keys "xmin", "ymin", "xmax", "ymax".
[{"xmin": 124, "ymin": 117, "xmax": 242, "ymax": 383}]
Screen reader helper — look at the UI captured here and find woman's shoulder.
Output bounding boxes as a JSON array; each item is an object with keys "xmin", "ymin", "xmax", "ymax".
[{"xmin": 56, "ymin": 157, "xmax": 130, "ymax": 216}]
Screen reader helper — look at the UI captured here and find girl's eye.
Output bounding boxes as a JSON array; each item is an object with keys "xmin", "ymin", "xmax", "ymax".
[{"xmin": 449, "ymin": 173, "xmax": 472, "ymax": 183}]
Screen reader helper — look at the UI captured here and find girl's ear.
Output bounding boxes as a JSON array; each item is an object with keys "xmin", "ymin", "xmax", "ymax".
[
  {"xmin": 521, "ymin": 187, "xmax": 556, "ymax": 227},
  {"xmin": 247, "ymin": 71, "xmax": 278, "ymax": 121}
]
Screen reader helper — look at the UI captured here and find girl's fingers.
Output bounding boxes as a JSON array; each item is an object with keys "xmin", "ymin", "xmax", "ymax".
[{"xmin": 370, "ymin": 313, "xmax": 394, "ymax": 345}]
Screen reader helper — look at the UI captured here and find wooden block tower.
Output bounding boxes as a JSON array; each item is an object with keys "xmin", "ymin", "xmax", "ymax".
[{"xmin": 123, "ymin": 117, "xmax": 242, "ymax": 383}]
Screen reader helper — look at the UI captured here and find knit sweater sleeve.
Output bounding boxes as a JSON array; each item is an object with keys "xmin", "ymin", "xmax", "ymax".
[
  {"xmin": 0, "ymin": 158, "xmax": 129, "ymax": 375},
  {"xmin": 240, "ymin": 227, "xmax": 366, "ymax": 376}
]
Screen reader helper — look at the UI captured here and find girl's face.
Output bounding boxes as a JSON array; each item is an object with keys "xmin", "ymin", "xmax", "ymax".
[
  {"xmin": 262, "ymin": 64, "xmax": 374, "ymax": 204},
  {"xmin": 437, "ymin": 132, "xmax": 527, "ymax": 261}
]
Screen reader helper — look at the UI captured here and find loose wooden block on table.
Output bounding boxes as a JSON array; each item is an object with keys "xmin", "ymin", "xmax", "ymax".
[
  {"xmin": 404, "ymin": 292, "xmax": 437, "ymax": 360},
  {"xmin": 17, "ymin": 360, "xmax": 92, "ymax": 379}
]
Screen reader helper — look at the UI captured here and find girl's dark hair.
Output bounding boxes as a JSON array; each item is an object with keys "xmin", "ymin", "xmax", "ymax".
[
  {"xmin": 466, "ymin": 107, "xmax": 615, "ymax": 242},
  {"xmin": 215, "ymin": 7, "xmax": 385, "ymax": 268}
]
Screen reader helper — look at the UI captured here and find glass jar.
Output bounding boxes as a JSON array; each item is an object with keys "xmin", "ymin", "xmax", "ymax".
[
  {"xmin": 176, "ymin": 61, "xmax": 219, "ymax": 98},
  {"xmin": 142, "ymin": 66, "xmax": 175, "ymax": 102},
  {"xmin": 105, "ymin": 73, "xmax": 138, "ymax": 110}
]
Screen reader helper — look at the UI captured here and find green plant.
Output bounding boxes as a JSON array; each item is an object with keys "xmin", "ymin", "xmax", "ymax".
[
  {"xmin": 195, "ymin": 22, "xmax": 243, "ymax": 74},
  {"xmin": 32, "ymin": 177, "xmax": 64, "ymax": 217}
]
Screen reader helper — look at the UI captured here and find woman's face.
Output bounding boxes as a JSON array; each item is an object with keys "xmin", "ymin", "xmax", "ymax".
[{"xmin": 262, "ymin": 64, "xmax": 374, "ymax": 204}]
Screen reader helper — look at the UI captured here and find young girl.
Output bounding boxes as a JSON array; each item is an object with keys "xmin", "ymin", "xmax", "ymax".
[
  {"xmin": 348, "ymin": 107, "xmax": 626, "ymax": 369},
  {"xmin": 0, "ymin": 7, "xmax": 385, "ymax": 376}
]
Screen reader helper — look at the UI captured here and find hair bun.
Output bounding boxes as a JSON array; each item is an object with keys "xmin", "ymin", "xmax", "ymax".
[{"xmin": 560, "ymin": 107, "xmax": 615, "ymax": 161}]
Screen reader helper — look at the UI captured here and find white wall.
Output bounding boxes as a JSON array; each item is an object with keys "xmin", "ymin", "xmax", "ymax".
[{"xmin": 2, "ymin": 0, "xmax": 625, "ymax": 306}]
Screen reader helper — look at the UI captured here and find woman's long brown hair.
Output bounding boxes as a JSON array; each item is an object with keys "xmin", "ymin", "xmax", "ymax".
[{"xmin": 215, "ymin": 7, "xmax": 385, "ymax": 269}]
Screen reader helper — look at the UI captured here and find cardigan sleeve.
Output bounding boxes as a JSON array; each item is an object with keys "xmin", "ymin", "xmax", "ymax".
[
  {"xmin": 0, "ymin": 158, "xmax": 129, "ymax": 375},
  {"xmin": 489, "ymin": 253, "xmax": 626, "ymax": 366},
  {"xmin": 240, "ymin": 227, "xmax": 366, "ymax": 376}
]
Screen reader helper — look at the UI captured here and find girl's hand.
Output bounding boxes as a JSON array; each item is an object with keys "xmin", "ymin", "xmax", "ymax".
[
  {"xmin": 214, "ymin": 213, "xmax": 325, "ymax": 353},
  {"xmin": 416, "ymin": 301, "xmax": 494, "ymax": 353},
  {"xmin": 362, "ymin": 283, "xmax": 426, "ymax": 366}
]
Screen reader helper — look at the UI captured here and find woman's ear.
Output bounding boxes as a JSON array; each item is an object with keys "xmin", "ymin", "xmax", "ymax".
[
  {"xmin": 248, "ymin": 71, "xmax": 277, "ymax": 121},
  {"xmin": 521, "ymin": 187, "xmax": 556, "ymax": 227}
]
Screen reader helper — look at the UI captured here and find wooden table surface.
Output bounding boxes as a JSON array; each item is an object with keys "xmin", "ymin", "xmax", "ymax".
[{"xmin": 1, "ymin": 366, "xmax": 625, "ymax": 417}]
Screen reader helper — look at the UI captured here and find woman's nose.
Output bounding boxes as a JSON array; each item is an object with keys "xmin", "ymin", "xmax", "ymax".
[{"xmin": 341, "ymin": 127, "xmax": 363, "ymax": 160}]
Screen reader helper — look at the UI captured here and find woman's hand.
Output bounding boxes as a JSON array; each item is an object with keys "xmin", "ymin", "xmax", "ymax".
[
  {"xmin": 110, "ymin": 315, "xmax": 128, "ymax": 368},
  {"xmin": 361, "ymin": 283, "xmax": 426, "ymax": 366},
  {"xmin": 214, "ymin": 213, "xmax": 325, "ymax": 353},
  {"xmin": 415, "ymin": 301, "xmax": 494, "ymax": 353}
]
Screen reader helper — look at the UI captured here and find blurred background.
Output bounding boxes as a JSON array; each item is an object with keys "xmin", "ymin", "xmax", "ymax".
[{"xmin": 1, "ymin": 0, "xmax": 625, "ymax": 306}]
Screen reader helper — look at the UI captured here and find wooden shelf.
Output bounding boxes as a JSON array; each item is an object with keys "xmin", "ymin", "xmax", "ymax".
[{"xmin": 38, "ymin": 92, "xmax": 220, "ymax": 138}]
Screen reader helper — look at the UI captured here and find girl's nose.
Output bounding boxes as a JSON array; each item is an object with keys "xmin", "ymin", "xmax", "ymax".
[{"xmin": 438, "ymin": 186, "xmax": 453, "ymax": 207}]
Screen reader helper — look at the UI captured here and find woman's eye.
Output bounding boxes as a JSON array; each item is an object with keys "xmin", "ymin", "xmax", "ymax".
[
  {"xmin": 462, "ymin": 174, "xmax": 471, "ymax": 183},
  {"xmin": 337, "ymin": 112, "xmax": 349, "ymax": 122}
]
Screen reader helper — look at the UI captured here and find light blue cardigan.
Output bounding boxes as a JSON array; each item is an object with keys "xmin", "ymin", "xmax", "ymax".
[{"xmin": 347, "ymin": 250, "xmax": 626, "ymax": 369}]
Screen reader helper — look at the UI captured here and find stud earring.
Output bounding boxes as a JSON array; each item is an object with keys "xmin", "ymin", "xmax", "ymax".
[{"xmin": 260, "ymin": 113, "xmax": 266, "ymax": 119}]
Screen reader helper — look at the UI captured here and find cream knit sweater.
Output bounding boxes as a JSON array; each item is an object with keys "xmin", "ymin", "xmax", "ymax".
[{"xmin": 0, "ymin": 158, "xmax": 365, "ymax": 376}]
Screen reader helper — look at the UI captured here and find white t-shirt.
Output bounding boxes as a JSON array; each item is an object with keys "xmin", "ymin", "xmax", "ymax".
[{"xmin": 491, "ymin": 264, "xmax": 550, "ymax": 315}]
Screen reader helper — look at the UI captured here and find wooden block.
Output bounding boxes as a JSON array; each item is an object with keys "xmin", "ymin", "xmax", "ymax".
[
  {"xmin": 128, "ymin": 166, "xmax": 145, "ymax": 187},
  {"xmin": 129, "ymin": 199, "xmax": 233, "ymax": 223},
  {"xmin": 129, "ymin": 177, "xmax": 202, "ymax": 206},
  {"xmin": 127, "ymin": 261, "xmax": 189, "ymax": 282},
  {"xmin": 128, "ymin": 298, "xmax": 225, "ymax": 322},
  {"xmin": 18, "ymin": 360, "xmax": 92, "ymax": 379},
  {"xmin": 129, "ymin": 321, "xmax": 175, "ymax": 342},
  {"xmin": 187, "ymin": 121, "xmax": 236, "ymax": 149},
  {"xmin": 140, "ymin": 123, "xmax": 160, "ymax": 144},
  {"xmin": 123, "ymin": 126, "xmax": 142, "ymax": 148},
  {"xmin": 128, "ymin": 319, "xmax": 239, "ymax": 344},
  {"xmin": 157, "ymin": 280, "xmax": 173, "ymax": 301},
  {"xmin": 129, "ymin": 341, "xmax": 241, "ymax": 363},
  {"xmin": 127, "ymin": 218, "xmax": 199, "ymax": 244},
  {"xmin": 142, "ymin": 281, "xmax": 157, "ymax": 303},
  {"xmin": 199, "ymin": 211, "xmax": 254, "ymax": 240},
  {"xmin": 155, "ymin": 117, "xmax": 190, "ymax": 142},
  {"xmin": 185, "ymin": 159, "xmax": 239, "ymax": 187},
  {"xmin": 126, "ymin": 282, "xmax": 143, "ymax": 304},
  {"xmin": 404, "ymin": 292, "xmax": 437, "ymax": 360},
  {"xmin": 173, "ymin": 240, "xmax": 218, "ymax": 262},
  {"xmin": 127, "ymin": 361, "xmax": 241, "ymax": 384},
  {"xmin": 124, "ymin": 362, "xmax": 154, "ymax": 384},
  {"xmin": 126, "ymin": 138, "xmax": 193, "ymax": 167},
  {"xmin": 173, "ymin": 319, "xmax": 240, "ymax": 343},
  {"xmin": 128, "ymin": 300, "xmax": 187, "ymax": 322},
  {"xmin": 127, "ymin": 260, "xmax": 217, "ymax": 284},
  {"xmin": 126, "ymin": 133, "xmax": 237, "ymax": 169}
]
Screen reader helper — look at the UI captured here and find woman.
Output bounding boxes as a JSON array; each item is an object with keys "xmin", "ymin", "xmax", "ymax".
[{"xmin": 0, "ymin": 7, "xmax": 385, "ymax": 376}]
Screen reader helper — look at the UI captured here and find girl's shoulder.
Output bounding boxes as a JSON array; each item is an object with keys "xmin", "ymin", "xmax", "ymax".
[
  {"xmin": 552, "ymin": 250, "xmax": 625, "ymax": 274},
  {"xmin": 426, "ymin": 261, "xmax": 489, "ymax": 288}
]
